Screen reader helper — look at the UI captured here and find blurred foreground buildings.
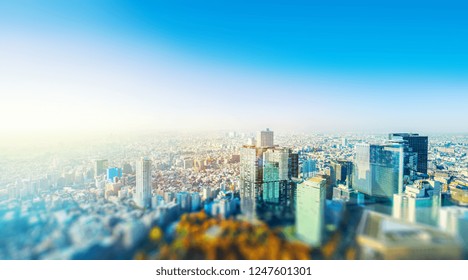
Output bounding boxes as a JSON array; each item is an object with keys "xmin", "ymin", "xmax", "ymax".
[{"xmin": 1, "ymin": 129, "xmax": 467, "ymax": 259}]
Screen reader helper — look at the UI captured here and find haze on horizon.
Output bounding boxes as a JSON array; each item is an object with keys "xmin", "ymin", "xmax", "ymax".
[{"xmin": 1, "ymin": 1, "xmax": 468, "ymax": 138}]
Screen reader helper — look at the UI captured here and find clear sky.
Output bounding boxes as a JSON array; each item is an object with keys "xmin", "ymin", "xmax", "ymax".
[{"xmin": 1, "ymin": 0, "xmax": 467, "ymax": 135}]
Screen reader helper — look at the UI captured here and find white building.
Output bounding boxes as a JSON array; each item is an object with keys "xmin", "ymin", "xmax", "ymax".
[
  {"xmin": 295, "ymin": 177, "xmax": 326, "ymax": 246},
  {"xmin": 135, "ymin": 157, "xmax": 152, "ymax": 209},
  {"xmin": 393, "ymin": 180, "xmax": 441, "ymax": 225},
  {"xmin": 202, "ymin": 186, "xmax": 212, "ymax": 201}
]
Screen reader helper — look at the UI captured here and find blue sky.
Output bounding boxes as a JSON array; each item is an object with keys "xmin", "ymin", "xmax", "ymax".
[{"xmin": 1, "ymin": 0, "xmax": 467, "ymax": 134}]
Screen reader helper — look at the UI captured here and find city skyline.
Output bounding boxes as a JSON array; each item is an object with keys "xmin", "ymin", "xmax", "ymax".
[
  {"xmin": 1, "ymin": 1, "xmax": 468, "ymax": 135},
  {"xmin": 1, "ymin": 125, "xmax": 467, "ymax": 260},
  {"xmin": 2, "ymin": 0, "xmax": 468, "ymax": 266}
]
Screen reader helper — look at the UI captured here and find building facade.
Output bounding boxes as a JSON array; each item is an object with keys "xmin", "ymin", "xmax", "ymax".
[
  {"xmin": 295, "ymin": 177, "xmax": 326, "ymax": 246},
  {"xmin": 389, "ymin": 133, "xmax": 428, "ymax": 174},
  {"xmin": 135, "ymin": 157, "xmax": 152, "ymax": 209},
  {"xmin": 353, "ymin": 143, "xmax": 404, "ymax": 199},
  {"xmin": 256, "ymin": 128, "xmax": 274, "ymax": 147}
]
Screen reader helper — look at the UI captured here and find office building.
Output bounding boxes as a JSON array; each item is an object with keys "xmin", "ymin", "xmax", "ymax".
[
  {"xmin": 256, "ymin": 128, "xmax": 274, "ymax": 147},
  {"xmin": 202, "ymin": 186, "xmax": 212, "ymax": 201},
  {"xmin": 135, "ymin": 157, "xmax": 152, "ymax": 209},
  {"xmin": 295, "ymin": 177, "xmax": 326, "ymax": 246},
  {"xmin": 301, "ymin": 159, "xmax": 317, "ymax": 179},
  {"xmin": 240, "ymin": 131, "xmax": 298, "ymax": 220},
  {"xmin": 288, "ymin": 152, "xmax": 299, "ymax": 179},
  {"xmin": 176, "ymin": 191, "xmax": 192, "ymax": 212},
  {"xmin": 393, "ymin": 180, "xmax": 441, "ymax": 225},
  {"xmin": 106, "ymin": 167, "xmax": 122, "ymax": 182},
  {"xmin": 191, "ymin": 192, "xmax": 201, "ymax": 211},
  {"xmin": 262, "ymin": 148, "xmax": 289, "ymax": 203},
  {"xmin": 353, "ymin": 142, "xmax": 404, "ymax": 199},
  {"xmin": 239, "ymin": 145, "xmax": 265, "ymax": 219},
  {"xmin": 389, "ymin": 133, "xmax": 428, "ymax": 174},
  {"xmin": 330, "ymin": 160, "xmax": 352, "ymax": 186},
  {"xmin": 342, "ymin": 137, "xmax": 348, "ymax": 147}
]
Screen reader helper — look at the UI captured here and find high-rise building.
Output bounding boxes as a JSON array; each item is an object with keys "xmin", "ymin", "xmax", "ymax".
[
  {"xmin": 301, "ymin": 159, "xmax": 317, "ymax": 179},
  {"xmin": 262, "ymin": 148, "xmax": 289, "ymax": 203},
  {"xmin": 353, "ymin": 142, "xmax": 404, "ymax": 199},
  {"xmin": 295, "ymin": 177, "xmax": 326, "ymax": 246},
  {"xmin": 330, "ymin": 160, "xmax": 352, "ymax": 186},
  {"xmin": 191, "ymin": 192, "xmax": 201, "ymax": 211},
  {"xmin": 288, "ymin": 152, "xmax": 299, "ymax": 179},
  {"xmin": 176, "ymin": 191, "xmax": 192, "ymax": 212},
  {"xmin": 341, "ymin": 137, "xmax": 348, "ymax": 147},
  {"xmin": 106, "ymin": 167, "xmax": 122, "ymax": 182},
  {"xmin": 240, "ymin": 130, "xmax": 297, "ymax": 221},
  {"xmin": 135, "ymin": 157, "xmax": 152, "ymax": 209},
  {"xmin": 256, "ymin": 128, "xmax": 274, "ymax": 147},
  {"xmin": 240, "ymin": 145, "xmax": 266, "ymax": 219},
  {"xmin": 389, "ymin": 133, "xmax": 428, "ymax": 174},
  {"xmin": 202, "ymin": 186, "xmax": 212, "ymax": 201},
  {"xmin": 94, "ymin": 159, "xmax": 108, "ymax": 178}
]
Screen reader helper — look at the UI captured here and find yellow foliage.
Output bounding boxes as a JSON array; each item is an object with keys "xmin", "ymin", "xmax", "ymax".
[
  {"xmin": 149, "ymin": 227, "xmax": 163, "ymax": 242},
  {"xmin": 156, "ymin": 210, "xmax": 311, "ymax": 260}
]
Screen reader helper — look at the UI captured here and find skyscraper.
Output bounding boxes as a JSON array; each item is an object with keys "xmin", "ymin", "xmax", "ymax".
[
  {"xmin": 240, "ymin": 130, "xmax": 298, "ymax": 221},
  {"xmin": 262, "ymin": 148, "xmax": 289, "ymax": 203},
  {"xmin": 330, "ymin": 160, "xmax": 352, "ymax": 186},
  {"xmin": 301, "ymin": 158, "xmax": 317, "ymax": 179},
  {"xmin": 389, "ymin": 133, "xmax": 428, "ymax": 174},
  {"xmin": 353, "ymin": 142, "xmax": 404, "ymax": 199},
  {"xmin": 256, "ymin": 128, "xmax": 274, "ymax": 147},
  {"xmin": 295, "ymin": 177, "xmax": 326, "ymax": 246},
  {"xmin": 288, "ymin": 152, "xmax": 299, "ymax": 179},
  {"xmin": 353, "ymin": 143, "xmax": 372, "ymax": 195},
  {"xmin": 342, "ymin": 137, "xmax": 348, "ymax": 147},
  {"xmin": 176, "ymin": 191, "xmax": 192, "ymax": 212},
  {"xmin": 239, "ymin": 145, "xmax": 266, "ymax": 219},
  {"xmin": 106, "ymin": 167, "xmax": 122, "ymax": 182},
  {"xmin": 135, "ymin": 157, "xmax": 152, "ymax": 209}
]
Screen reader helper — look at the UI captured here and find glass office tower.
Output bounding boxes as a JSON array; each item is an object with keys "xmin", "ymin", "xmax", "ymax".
[
  {"xmin": 354, "ymin": 143, "xmax": 404, "ymax": 199},
  {"xmin": 389, "ymin": 133, "xmax": 428, "ymax": 174}
]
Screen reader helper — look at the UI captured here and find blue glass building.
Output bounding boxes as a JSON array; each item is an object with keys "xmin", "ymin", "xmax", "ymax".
[
  {"xmin": 353, "ymin": 143, "xmax": 404, "ymax": 199},
  {"xmin": 106, "ymin": 167, "xmax": 122, "ymax": 182}
]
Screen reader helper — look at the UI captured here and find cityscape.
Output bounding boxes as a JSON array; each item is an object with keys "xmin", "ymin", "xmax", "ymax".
[
  {"xmin": 1, "ymin": 1, "xmax": 468, "ymax": 263},
  {"xmin": 1, "ymin": 129, "xmax": 467, "ymax": 259}
]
